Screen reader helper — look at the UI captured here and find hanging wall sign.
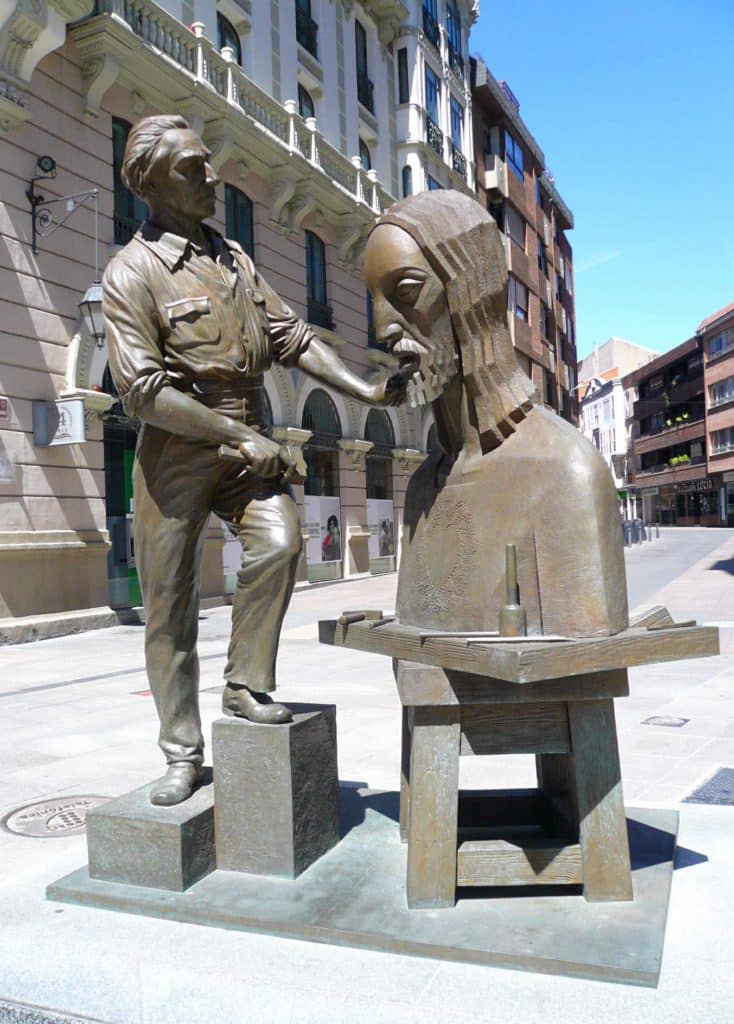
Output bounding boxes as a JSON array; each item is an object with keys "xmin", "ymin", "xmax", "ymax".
[{"xmin": 32, "ymin": 399, "xmax": 86, "ymax": 446}]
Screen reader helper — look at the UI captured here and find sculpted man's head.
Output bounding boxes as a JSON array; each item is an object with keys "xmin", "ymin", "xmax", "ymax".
[
  {"xmin": 364, "ymin": 190, "xmax": 538, "ymax": 450},
  {"xmin": 121, "ymin": 115, "xmax": 218, "ymax": 225}
]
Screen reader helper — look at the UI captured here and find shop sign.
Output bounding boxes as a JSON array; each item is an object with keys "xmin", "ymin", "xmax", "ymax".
[
  {"xmin": 0, "ymin": 397, "xmax": 8, "ymax": 421},
  {"xmin": 32, "ymin": 399, "xmax": 86, "ymax": 446},
  {"xmin": 676, "ymin": 478, "xmax": 714, "ymax": 494},
  {"xmin": 616, "ymin": 489, "xmax": 628, "ymax": 501}
]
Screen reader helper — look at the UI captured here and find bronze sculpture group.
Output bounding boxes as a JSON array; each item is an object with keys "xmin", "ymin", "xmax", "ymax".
[{"xmin": 105, "ymin": 115, "xmax": 627, "ymax": 811}]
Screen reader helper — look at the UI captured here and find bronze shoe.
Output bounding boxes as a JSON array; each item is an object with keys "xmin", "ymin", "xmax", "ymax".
[
  {"xmin": 150, "ymin": 762, "xmax": 202, "ymax": 806},
  {"xmin": 222, "ymin": 683, "xmax": 293, "ymax": 724}
]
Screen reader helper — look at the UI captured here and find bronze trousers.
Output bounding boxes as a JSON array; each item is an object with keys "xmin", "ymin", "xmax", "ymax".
[{"xmin": 133, "ymin": 425, "xmax": 303, "ymax": 767}]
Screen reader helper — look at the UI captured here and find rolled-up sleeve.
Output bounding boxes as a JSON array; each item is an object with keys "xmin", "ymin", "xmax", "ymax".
[
  {"xmin": 248, "ymin": 262, "xmax": 314, "ymax": 367},
  {"xmin": 102, "ymin": 258, "xmax": 170, "ymax": 416}
]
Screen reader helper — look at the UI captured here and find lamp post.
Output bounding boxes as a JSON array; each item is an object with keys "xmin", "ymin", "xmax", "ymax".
[{"xmin": 78, "ymin": 282, "xmax": 105, "ymax": 350}]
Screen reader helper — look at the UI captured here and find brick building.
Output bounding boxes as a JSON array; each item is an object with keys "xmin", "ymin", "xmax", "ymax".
[{"xmin": 471, "ymin": 56, "xmax": 578, "ymax": 421}]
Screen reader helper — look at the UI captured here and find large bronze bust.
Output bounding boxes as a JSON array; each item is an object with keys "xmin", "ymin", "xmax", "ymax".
[{"xmin": 364, "ymin": 190, "xmax": 628, "ymax": 638}]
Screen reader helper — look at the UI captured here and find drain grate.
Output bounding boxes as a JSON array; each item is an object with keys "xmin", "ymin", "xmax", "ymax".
[
  {"xmin": 1, "ymin": 796, "xmax": 109, "ymax": 837},
  {"xmin": 683, "ymin": 767, "xmax": 734, "ymax": 805},
  {"xmin": 642, "ymin": 715, "xmax": 690, "ymax": 728}
]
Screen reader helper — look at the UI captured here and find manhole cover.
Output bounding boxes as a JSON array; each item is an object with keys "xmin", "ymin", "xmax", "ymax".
[
  {"xmin": 1, "ymin": 796, "xmax": 109, "ymax": 837},
  {"xmin": 642, "ymin": 715, "xmax": 690, "ymax": 728},
  {"xmin": 684, "ymin": 767, "xmax": 734, "ymax": 805}
]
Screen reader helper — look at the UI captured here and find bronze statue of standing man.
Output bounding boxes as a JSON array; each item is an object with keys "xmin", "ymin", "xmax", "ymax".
[{"xmin": 103, "ymin": 116, "xmax": 404, "ymax": 805}]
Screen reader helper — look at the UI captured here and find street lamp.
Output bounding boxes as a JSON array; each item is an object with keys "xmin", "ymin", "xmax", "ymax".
[{"xmin": 78, "ymin": 282, "xmax": 105, "ymax": 350}]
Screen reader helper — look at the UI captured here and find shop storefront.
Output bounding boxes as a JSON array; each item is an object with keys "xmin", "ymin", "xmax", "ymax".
[{"xmin": 674, "ymin": 476, "xmax": 719, "ymax": 526}]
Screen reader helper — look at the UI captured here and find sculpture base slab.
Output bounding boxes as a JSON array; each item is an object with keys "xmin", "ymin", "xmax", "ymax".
[
  {"xmin": 48, "ymin": 797, "xmax": 678, "ymax": 987},
  {"xmin": 85, "ymin": 769, "xmax": 215, "ymax": 892}
]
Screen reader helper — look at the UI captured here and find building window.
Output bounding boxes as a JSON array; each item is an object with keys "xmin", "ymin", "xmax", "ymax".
[
  {"xmin": 540, "ymin": 302, "xmax": 551, "ymax": 340},
  {"xmin": 450, "ymin": 97, "xmax": 463, "ymax": 148},
  {"xmin": 508, "ymin": 275, "xmax": 529, "ymax": 322},
  {"xmin": 217, "ymin": 12, "xmax": 242, "ymax": 64},
  {"xmin": 298, "ymin": 83, "xmax": 315, "ymax": 120},
  {"xmin": 366, "ymin": 291, "xmax": 379, "ymax": 348},
  {"xmin": 537, "ymin": 238, "xmax": 547, "ymax": 274},
  {"xmin": 445, "ymin": 2, "xmax": 463, "ymax": 74},
  {"xmin": 487, "ymin": 197, "xmax": 504, "ymax": 232},
  {"xmin": 424, "ymin": 66, "xmax": 442, "ymax": 155},
  {"xmin": 295, "ymin": 0, "xmax": 318, "ymax": 59},
  {"xmin": 355, "ymin": 20, "xmax": 374, "ymax": 113},
  {"xmin": 302, "ymin": 389, "xmax": 342, "ymax": 497},
  {"xmin": 359, "ymin": 138, "xmax": 371, "ymax": 171},
  {"xmin": 224, "ymin": 184, "xmax": 253, "ymax": 257},
  {"xmin": 365, "ymin": 409, "xmax": 395, "ymax": 501},
  {"xmin": 305, "ymin": 230, "xmax": 333, "ymax": 330},
  {"xmin": 112, "ymin": 117, "xmax": 148, "ymax": 246},
  {"xmin": 504, "ymin": 129, "xmax": 524, "ymax": 181},
  {"xmin": 708, "ymin": 327, "xmax": 734, "ymax": 358},
  {"xmin": 711, "ymin": 376, "xmax": 734, "ymax": 407},
  {"xmin": 712, "ymin": 427, "xmax": 734, "ymax": 454},
  {"xmin": 427, "ymin": 175, "xmax": 442, "ymax": 190},
  {"xmin": 397, "ymin": 47, "xmax": 409, "ymax": 104},
  {"xmin": 401, "ymin": 165, "xmax": 413, "ymax": 197},
  {"xmin": 422, "ymin": 0, "xmax": 439, "ymax": 50},
  {"xmin": 535, "ymin": 177, "xmax": 542, "ymax": 206},
  {"xmin": 505, "ymin": 205, "xmax": 525, "ymax": 250},
  {"xmin": 424, "ymin": 65, "xmax": 440, "ymax": 123}
]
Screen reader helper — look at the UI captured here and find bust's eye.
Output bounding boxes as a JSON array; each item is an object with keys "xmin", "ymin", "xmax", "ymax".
[{"xmin": 393, "ymin": 277, "xmax": 424, "ymax": 304}]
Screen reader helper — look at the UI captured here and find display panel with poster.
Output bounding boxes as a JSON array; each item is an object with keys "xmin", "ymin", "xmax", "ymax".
[
  {"xmin": 367, "ymin": 498, "xmax": 396, "ymax": 574},
  {"xmin": 304, "ymin": 495, "xmax": 343, "ymax": 582}
]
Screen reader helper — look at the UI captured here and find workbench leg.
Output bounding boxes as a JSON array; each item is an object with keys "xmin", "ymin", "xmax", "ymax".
[
  {"xmin": 399, "ymin": 706, "xmax": 413, "ymax": 843},
  {"xmin": 536, "ymin": 751, "xmax": 579, "ymax": 836},
  {"xmin": 406, "ymin": 706, "xmax": 461, "ymax": 909},
  {"xmin": 568, "ymin": 699, "xmax": 633, "ymax": 902}
]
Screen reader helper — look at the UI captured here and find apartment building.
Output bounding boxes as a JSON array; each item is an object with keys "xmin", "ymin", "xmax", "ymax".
[
  {"xmin": 624, "ymin": 338, "xmax": 712, "ymax": 526},
  {"xmin": 577, "ymin": 338, "xmax": 658, "ymax": 516},
  {"xmin": 699, "ymin": 301, "xmax": 734, "ymax": 526},
  {"xmin": 470, "ymin": 56, "xmax": 577, "ymax": 422}
]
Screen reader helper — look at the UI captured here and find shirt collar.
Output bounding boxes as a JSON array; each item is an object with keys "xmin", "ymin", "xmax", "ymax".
[{"xmin": 137, "ymin": 221, "xmax": 244, "ymax": 269}]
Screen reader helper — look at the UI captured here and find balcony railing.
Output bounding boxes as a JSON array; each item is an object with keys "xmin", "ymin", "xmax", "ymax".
[
  {"xmin": 113, "ymin": 213, "xmax": 140, "ymax": 246},
  {"xmin": 426, "ymin": 115, "xmax": 443, "ymax": 157},
  {"xmin": 422, "ymin": 6, "xmax": 440, "ymax": 49},
  {"xmin": 357, "ymin": 70, "xmax": 374, "ymax": 114},
  {"xmin": 447, "ymin": 41, "xmax": 463, "ymax": 76},
  {"xmin": 296, "ymin": 6, "xmax": 318, "ymax": 59},
  {"xmin": 75, "ymin": 3, "xmax": 394, "ymax": 218},
  {"xmin": 307, "ymin": 298, "xmax": 335, "ymax": 331},
  {"xmin": 450, "ymin": 142, "xmax": 466, "ymax": 180}
]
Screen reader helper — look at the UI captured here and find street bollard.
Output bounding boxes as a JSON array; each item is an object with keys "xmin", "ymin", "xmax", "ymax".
[{"xmin": 656, "ymin": 522, "xmax": 660, "ymax": 539}]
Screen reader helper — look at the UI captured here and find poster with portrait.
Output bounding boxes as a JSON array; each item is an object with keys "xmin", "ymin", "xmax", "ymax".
[
  {"xmin": 304, "ymin": 495, "xmax": 342, "ymax": 564},
  {"xmin": 367, "ymin": 499, "xmax": 395, "ymax": 560}
]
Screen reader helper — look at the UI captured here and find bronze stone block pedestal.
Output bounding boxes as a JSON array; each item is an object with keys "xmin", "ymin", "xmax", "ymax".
[{"xmin": 212, "ymin": 705, "xmax": 340, "ymax": 877}]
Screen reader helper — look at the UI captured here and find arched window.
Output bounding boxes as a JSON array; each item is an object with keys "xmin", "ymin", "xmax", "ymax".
[
  {"xmin": 365, "ymin": 409, "xmax": 395, "ymax": 500},
  {"xmin": 217, "ymin": 12, "xmax": 242, "ymax": 65},
  {"xmin": 298, "ymin": 83, "xmax": 315, "ymax": 120},
  {"xmin": 359, "ymin": 138, "xmax": 371, "ymax": 171},
  {"xmin": 224, "ymin": 184, "xmax": 253, "ymax": 257},
  {"xmin": 401, "ymin": 164, "xmax": 413, "ymax": 198},
  {"xmin": 302, "ymin": 388, "xmax": 342, "ymax": 496}
]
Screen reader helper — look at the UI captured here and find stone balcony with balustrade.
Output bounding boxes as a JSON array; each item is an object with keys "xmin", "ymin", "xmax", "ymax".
[{"xmin": 70, "ymin": 0, "xmax": 395, "ymax": 261}]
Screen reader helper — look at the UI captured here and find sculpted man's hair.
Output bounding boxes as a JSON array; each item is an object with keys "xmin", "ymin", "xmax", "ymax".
[
  {"xmin": 121, "ymin": 114, "xmax": 190, "ymax": 200},
  {"xmin": 374, "ymin": 190, "xmax": 539, "ymax": 450}
]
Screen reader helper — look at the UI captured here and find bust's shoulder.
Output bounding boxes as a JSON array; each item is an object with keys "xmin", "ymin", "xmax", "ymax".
[{"xmin": 103, "ymin": 236, "xmax": 155, "ymax": 287}]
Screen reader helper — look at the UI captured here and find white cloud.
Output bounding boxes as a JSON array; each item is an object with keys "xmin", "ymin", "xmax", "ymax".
[{"xmin": 576, "ymin": 249, "xmax": 622, "ymax": 274}]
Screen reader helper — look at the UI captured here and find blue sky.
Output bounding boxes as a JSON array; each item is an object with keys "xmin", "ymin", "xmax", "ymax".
[{"xmin": 469, "ymin": 1, "xmax": 733, "ymax": 359}]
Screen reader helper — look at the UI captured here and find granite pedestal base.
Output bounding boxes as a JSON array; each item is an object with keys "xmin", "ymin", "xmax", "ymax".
[
  {"xmin": 49, "ymin": 793, "xmax": 680, "ymax": 987},
  {"xmin": 85, "ymin": 770, "xmax": 215, "ymax": 892},
  {"xmin": 212, "ymin": 705, "xmax": 340, "ymax": 878}
]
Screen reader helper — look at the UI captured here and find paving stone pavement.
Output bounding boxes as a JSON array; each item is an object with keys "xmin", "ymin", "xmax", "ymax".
[{"xmin": 0, "ymin": 528, "xmax": 733, "ymax": 1023}]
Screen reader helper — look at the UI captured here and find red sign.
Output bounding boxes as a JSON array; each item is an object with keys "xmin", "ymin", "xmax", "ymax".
[{"xmin": 0, "ymin": 397, "xmax": 8, "ymax": 420}]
